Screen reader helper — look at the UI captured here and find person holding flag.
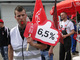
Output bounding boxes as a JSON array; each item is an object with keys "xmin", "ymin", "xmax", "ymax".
[
  {"xmin": 8, "ymin": 5, "xmax": 47, "ymax": 60},
  {"xmin": 59, "ymin": 12, "xmax": 75, "ymax": 60}
]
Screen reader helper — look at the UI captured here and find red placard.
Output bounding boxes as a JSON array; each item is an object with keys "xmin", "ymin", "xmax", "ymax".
[{"xmin": 24, "ymin": 20, "xmax": 60, "ymax": 46}]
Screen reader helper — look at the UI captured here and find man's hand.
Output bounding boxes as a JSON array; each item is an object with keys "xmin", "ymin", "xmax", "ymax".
[
  {"xmin": 62, "ymin": 29, "xmax": 75, "ymax": 39},
  {"xmin": 62, "ymin": 35, "xmax": 67, "ymax": 39},
  {"xmin": 27, "ymin": 37, "xmax": 34, "ymax": 46},
  {"xmin": 27, "ymin": 36, "xmax": 47, "ymax": 50},
  {"xmin": 48, "ymin": 48, "xmax": 53, "ymax": 57},
  {"xmin": 48, "ymin": 46, "xmax": 54, "ymax": 57}
]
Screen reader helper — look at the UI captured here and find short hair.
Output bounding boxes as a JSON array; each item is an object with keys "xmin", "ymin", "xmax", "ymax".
[
  {"xmin": 14, "ymin": 5, "xmax": 26, "ymax": 15},
  {"xmin": 60, "ymin": 12, "xmax": 67, "ymax": 15}
]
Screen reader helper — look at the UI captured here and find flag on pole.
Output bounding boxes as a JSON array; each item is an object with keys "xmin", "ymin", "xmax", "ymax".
[
  {"xmin": 32, "ymin": 0, "xmax": 47, "ymax": 24},
  {"xmin": 24, "ymin": 0, "xmax": 61, "ymax": 46},
  {"xmin": 53, "ymin": 0, "xmax": 64, "ymax": 44},
  {"xmin": 53, "ymin": 0, "xmax": 58, "ymax": 29}
]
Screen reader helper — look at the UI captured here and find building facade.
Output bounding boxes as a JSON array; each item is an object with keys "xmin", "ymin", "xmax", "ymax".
[{"xmin": 0, "ymin": 0, "xmax": 62, "ymax": 29}]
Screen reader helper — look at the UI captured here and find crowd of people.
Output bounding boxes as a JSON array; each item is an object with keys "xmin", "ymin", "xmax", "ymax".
[{"xmin": 0, "ymin": 5, "xmax": 79, "ymax": 60}]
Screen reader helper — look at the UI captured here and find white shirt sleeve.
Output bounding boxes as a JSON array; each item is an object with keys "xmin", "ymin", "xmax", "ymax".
[{"xmin": 69, "ymin": 21, "xmax": 74, "ymax": 31}]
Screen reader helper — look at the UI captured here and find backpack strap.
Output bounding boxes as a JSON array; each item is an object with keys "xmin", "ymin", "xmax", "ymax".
[{"xmin": 4, "ymin": 27, "xmax": 10, "ymax": 38}]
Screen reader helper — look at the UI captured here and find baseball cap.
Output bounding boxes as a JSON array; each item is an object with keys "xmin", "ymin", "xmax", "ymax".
[{"xmin": 0, "ymin": 19, "xmax": 4, "ymax": 23}]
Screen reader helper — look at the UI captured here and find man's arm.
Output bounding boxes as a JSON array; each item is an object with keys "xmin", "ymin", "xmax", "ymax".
[
  {"xmin": 63, "ymin": 29, "xmax": 75, "ymax": 39},
  {"xmin": 27, "ymin": 37, "xmax": 47, "ymax": 50},
  {"xmin": 48, "ymin": 46, "xmax": 54, "ymax": 57},
  {"xmin": 8, "ymin": 45, "xmax": 13, "ymax": 60},
  {"xmin": 31, "ymin": 42, "xmax": 47, "ymax": 50}
]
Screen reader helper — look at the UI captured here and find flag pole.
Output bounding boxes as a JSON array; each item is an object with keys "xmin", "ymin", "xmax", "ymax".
[
  {"xmin": 53, "ymin": 0, "xmax": 64, "ymax": 44},
  {"xmin": 26, "ymin": 34, "xmax": 31, "ymax": 51},
  {"xmin": 53, "ymin": 0, "xmax": 58, "ymax": 29}
]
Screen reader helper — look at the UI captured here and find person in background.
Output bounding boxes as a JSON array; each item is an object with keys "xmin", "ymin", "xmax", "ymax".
[
  {"xmin": 8, "ymin": 6, "xmax": 47, "ymax": 60},
  {"xmin": 0, "ymin": 19, "xmax": 10, "ymax": 60},
  {"xmin": 59, "ymin": 12, "xmax": 75, "ymax": 60},
  {"xmin": 67, "ymin": 15, "xmax": 71, "ymax": 21},
  {"xmin": 40, "ymin": 45, "xmax": 54, "ymax": 60},
  {"xmin": 71, "ymin": 14, "xmax": 77, "ymax": 24},
  {"xmin": 71, "ymin": 14, "xmax": 79, "ymax": 55}
]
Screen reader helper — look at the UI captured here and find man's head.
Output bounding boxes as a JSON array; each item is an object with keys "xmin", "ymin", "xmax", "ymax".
[
  {"xmin": 14, "ymin": 6, "xmax": 27, "ymax": 27},
  {"xmin": 60, "ymin": 12, "xmax": 67, "ymax": 20},
  {"xmin": 0, "ymin": 19, "xmax": 4, "ymax": 28}
]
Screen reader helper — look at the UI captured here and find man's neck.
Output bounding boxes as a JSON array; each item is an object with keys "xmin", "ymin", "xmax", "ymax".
[
  {"xmin": 19, "ymin": 24, "xmax": 26, "ymax": 29},
  {"xmin": 63, "ymin": 18, "xmax": 67, "ymax": 22}
]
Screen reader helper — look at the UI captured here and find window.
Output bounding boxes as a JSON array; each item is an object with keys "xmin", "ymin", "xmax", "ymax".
[{"xmin": 23, "ymin": 6, "xmax": 34, "ymax": 18}]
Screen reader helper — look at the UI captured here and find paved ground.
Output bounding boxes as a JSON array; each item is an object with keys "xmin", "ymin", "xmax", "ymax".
[
  {"xmin": 0, "ymin": 42, "xmax": 79, "ymax": 60},
  {"xmin": 53, "ymin": 42, "xmax": 79, "ymax": 60},
  {"xmin": 0, "ymin": 53, "xmax": 3, "ymax": 60}
]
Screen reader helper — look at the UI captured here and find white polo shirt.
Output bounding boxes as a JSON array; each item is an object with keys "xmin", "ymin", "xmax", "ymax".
[{"xmin": 60, "ymin": 20, "xmax": 74, "ymax": 34}]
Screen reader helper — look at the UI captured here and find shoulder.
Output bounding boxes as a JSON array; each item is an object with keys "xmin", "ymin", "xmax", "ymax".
[
  {"xmin": 10, "ymin": 26, "xmax": 17, "ymax": 34},
  {"xmin": 67, "ymin": 20, "xmax": 72, "ymax": 23},
  {"xmin": 4, "ymin": 26, "xmax": 8, "ymax": 30},
  {"xmin": 67, "ymin": 20, "xmax": 73, "ymax": 25},
  {"xmin": 4, "ymin": 26, "xmax": 10, "ymax": 32}
]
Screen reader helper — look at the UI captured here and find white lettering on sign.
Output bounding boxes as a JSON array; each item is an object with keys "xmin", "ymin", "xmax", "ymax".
[
  {"xmin": 35, "ymin": 8, "xmax": 42, "ymax": 24},
  {"xmin": 29, "ymin": 25, "xmax": 33, "ymax": 33},
  {"xmin": 75, "ymin": 2, "xmax": 80, "ymax": 6},
  {"xmin": 35, "ymin": 21, "xmax": 59, "ymax": 44}
]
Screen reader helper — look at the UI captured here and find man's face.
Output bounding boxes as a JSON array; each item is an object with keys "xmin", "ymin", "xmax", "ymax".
[
  {"xmin": 0, "ymin": 23, "xmax": 4, "ymax": 28},
  {"xmin": 15, "ymin": 10, "xmax": 27, "ymax": 26},
  {"xmin": 60, "ymin": 13, "xmax": 67, "ymax": 20}
]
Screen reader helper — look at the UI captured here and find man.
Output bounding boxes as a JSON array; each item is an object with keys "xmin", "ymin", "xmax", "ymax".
[
  {"xmin": 0, "ymin": 19, "xmax": 9, "ymax": 60},
  {"xmin": 59, "ymin": 12, "xmax": 75, "ymax": 60},
  {"xmin": 71, "ymin": 14, "xmax": 79, "ymax": 55},
  {"xmin": 8, "ymin": 6, "xmax": 47, "ymax": 60}
]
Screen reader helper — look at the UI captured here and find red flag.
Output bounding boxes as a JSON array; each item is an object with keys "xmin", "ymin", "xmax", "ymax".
[
  {"xmin": 53, "ymin": 0, "xmax": 58, "ymax": 29},
  {"xmin": 24, "ymin": 0, "xmax": 61, "ymax": 46},
  {"xmin": 53, "ymin": 0, "xmax": 64, "ymax": 44},
  {"xmin": 32, "ymin": 0, "xmax": 47, "ymax": 24}
]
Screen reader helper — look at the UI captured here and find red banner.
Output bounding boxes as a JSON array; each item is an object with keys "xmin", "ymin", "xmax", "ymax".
[{"xmin": 32, "ymin": 0, "xmax": 47, "ymax": 24}]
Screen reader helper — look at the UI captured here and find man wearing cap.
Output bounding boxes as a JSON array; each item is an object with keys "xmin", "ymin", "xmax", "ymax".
[{"xmin": 0, "ymin": 19, "xmax": 10, "ymax": 60}]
